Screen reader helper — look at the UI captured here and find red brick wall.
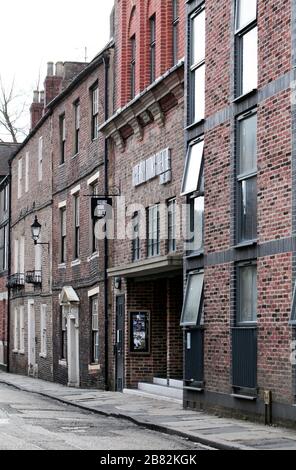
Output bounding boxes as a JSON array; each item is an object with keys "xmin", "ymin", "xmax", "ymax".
[{"xmin": 114, "ymin": 0, "xmax": 185, "ymax": 108}]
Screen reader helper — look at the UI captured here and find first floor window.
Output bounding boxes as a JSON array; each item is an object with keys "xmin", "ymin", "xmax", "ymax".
[
  {"xmin": 189, "ymin": 196, "xmax": 204, "ymax": 253},
  {"xmin": 60, "ymin": 208, "xmax": 67, "ymax": 263},
  {"xmin": 237, "ymin": 263, "xmax": 257, "ymax": 325},
  {"xmin": 147, "ymin": 204, "xmax": 160, "ymax": 257},
  {"xmin": 132, "ymin": 212, "xmax": 140, "ymax": 262},
  {"xmin": 168, "ymin": 199, "xmax": 176, "ymax": 253},
  {"xmin": 14, "ymin": 308, "xmax": 19, "ymax": 351},
  {"xmin": 41, "ymin": 305, "xmax": 47, "ymax": 356},
  {"xmin": 91, "ymin": 296, "xmax": 99, "ymax": 363},
  {"xmin": 19, "ymin": 306, "xmax": 25, "ymax": 352}
]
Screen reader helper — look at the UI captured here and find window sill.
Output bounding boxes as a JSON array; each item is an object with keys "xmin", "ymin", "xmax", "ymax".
[
  {"xmin": 12, "ymin": 349, "xmax": 18, "ymax": 354},
  {"xmin": 72, "ymin": 153, "xmax": 79, "ymax": 159},
  {"xmin": 59, "ymin": 359, "xmax": 67, "ymax": 367},
  {"xmin": 59, "ymin": 162, "xmax": 66, "ymax": 168},
  {"xmin": 231, "ymin": 393, "xmax": 257, "ymax": 401},
  {"xmin": 234, "ymin": 240, "xmax": 257, "ymax": 249},
  {"xmin": 71, "ymin": 259, "xmax": 81, "ymax": 267},
  {"xmin": 87, "ymin": 252, "xmax": 99, "ymax": 262},
  {"xmin": 185, "ymin": 119, "xmax": 205, "ymax": 132},
  {"xmin": 186, "ymin": 250, "xmax": 204, "ymax": 259},
  {"xmin": 58, "ymin": 263, "xmax": 66, "ymax": 270},
  {"xmin": 19, "ymin": 350, "xmax": 25, "ymax": 355},
  {"xmin": 233, "ymin": 88, "xmax": 257, "ymax": 104},
  {"xmin": 39, "ymin": 353, "xmax": 47, "ymax": 359}
]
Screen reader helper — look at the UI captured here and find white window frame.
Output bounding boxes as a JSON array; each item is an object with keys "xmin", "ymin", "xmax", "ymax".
[
  {"xmin": 38, "ymin": 137, "xmax": 43, "ymax": 182},
  {"xmin": 180, "ymin": 271, "xmax": 204, "ymax": 327},
  {"xmin": 40, "ymin": 304, "xmax": 47, "ymax": 357},
  {"xmin": 181, "ymin": 138, "xmax": 204, "ymax": 196}
]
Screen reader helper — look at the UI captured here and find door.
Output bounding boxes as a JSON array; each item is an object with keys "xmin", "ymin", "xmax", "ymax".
[
  {"xmin": 185, "ymin": 328, "xmax": 204, "ymax": 388},
  {"xmin": 28, "ymin": 301, "xmax": 36, "ymax": 376},
  {"xmin": 67, "ymin": 309, "xmax": 80, "ymax": 387},
  {"xmin": 115, "ymin": 295, "xmax": 125, "ymax": 392}
]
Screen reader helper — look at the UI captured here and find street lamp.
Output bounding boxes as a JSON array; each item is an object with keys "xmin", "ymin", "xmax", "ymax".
[
  {"xmin": 31, "ymin": 216, "xmax": 42, "ymax": 245},
  {"xmin": 31, "ymin": 216, "xmax": 50, "ymax": 248}
]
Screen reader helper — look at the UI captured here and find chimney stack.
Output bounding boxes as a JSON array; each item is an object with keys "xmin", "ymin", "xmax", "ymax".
[
  {"xmin": 44, "ymin": 61, "xmax": 63, "ymax": 107},
  {"xmin": 30, "ymin": 90, "xmax": 44, "ymax": 131}
]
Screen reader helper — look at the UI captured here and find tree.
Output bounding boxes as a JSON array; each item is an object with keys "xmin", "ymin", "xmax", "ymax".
[{"xmin": 0, "ymin": 76, "xmax": 28, "ymax": 143}]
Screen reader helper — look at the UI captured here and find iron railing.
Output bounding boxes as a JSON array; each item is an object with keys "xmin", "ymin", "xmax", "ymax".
[
  {"xmin": 7, "ymin": 273, "xmax": 25, "ymax": 289},
  {"xmin": 25, "ymin": 270, "xmax": 42, "ymax": 285}
]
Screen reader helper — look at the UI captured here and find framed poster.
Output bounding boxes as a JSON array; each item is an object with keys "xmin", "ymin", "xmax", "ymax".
[{"xmin": 129, "ymin": 311, "xmax": 150, "ymax": 354}]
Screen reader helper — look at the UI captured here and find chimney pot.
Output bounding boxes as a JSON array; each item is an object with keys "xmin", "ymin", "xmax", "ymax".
[
  {"xmin": 39, "ymin": 91, "xmax": 45, "ymax": 103},
  {"xmin": 55, "ymin": 62, "xmax": 64, "ymax": 77},
  {"xmin": 33, "ymin": 90, "xmax": 39, "ymax": 103},
  {"xmin": 47, "ymin": 62, "xmax": 54, "ymax": 76}
]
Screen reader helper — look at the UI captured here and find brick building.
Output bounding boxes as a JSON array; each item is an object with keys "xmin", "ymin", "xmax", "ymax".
[
  {"xmin": 9, "ymin": 51, "xmax": 113, "ymax": 387},
  {"xmin": 0, "ymin": 142, "xmax": 19, "ymax": 369},
  {"xmin": 100, "ymin": 0, "xmax": 186, "ymax": 394},
  {"xmin": 182, "ymin": 0, "xmax": 296, "ymax": 425}
]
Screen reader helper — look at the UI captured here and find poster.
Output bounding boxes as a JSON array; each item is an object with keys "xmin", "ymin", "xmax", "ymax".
[{"xmin": 130, "ymin": 312, "xmax": 149, "ymax": 353}]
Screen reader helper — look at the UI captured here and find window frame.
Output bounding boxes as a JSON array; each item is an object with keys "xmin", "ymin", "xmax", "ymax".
[
  {"xmin": 91, "ymin": 84, "xmax": 99, "ymax": 140},
  {"xmin": 61, "ymin": 309, "xmax": 67, "ymax": 361},
  {"xmin": 60, "ymin": 207, "xmax": 67, "ymax": 263},
  {"xmin": 236, "ymin": 109, "xmax": 258, "ymax": 244},
  {"xmin": 172, "ymin": 0, "xmax": 179, "ymax": 65},
  {"xmin": 235, "ymin": 0, "xmax": 258, "ymax": 98},
  {"xmin": 91, "ymin": 296, "xmax": 99, "ymax": 364},
  {"xmin": 38, "ymin": 136, "xmax": 43, "ymax": 182},
  {"xmin": 17, "ymin": 157, "xmax": 23, "ymax": 199},
  {"xmin": 74, "ymin": 100, "xmax": 80, "ymax": 155},
  {"xmin": 60, "ymin": 114, "xmax": 66, "ymax": 164},
  {"xmin": 149, "ymin": 14, "xmax": 156, "ymax": 83},
  {"xmin": 91, "ymin": 182, "xmax": 100, "ymax": 254},
  {"xmin": 189, "ymin": 6, "xmax": 206, "ymax": 124},
  {"xmin": 132, "ymin": 211, "xmax": 141, "ymax": 262},
  {"xmin": 40, "ymin": 304, "xmax": 47, "ymax": 357},
  {"xmin": 73, "ymin": 194, "xmax": 80, "ymax": 260},
  {"xmin": 130, "ymin": 35, "xmax": 136, "ymax": 99},
  {"xmin": 168, "ymin": 198, "xmax": 177, "ymax": 253},
  {"xmin": 181, "ymin": 137, "xmax": 204, "ymax": 197},
  {"xmin": 236, "ymin": 262, "xmax": 257, "ymax": 326},
  {"xmin": 180, "ymin": 271, "xmax": 204, "ymax": 327},
  {"xmin": 147, "ymin": 204, "xmax": 160, "ymax": 258}
]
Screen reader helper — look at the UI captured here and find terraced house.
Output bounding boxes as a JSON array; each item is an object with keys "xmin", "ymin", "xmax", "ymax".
[{"xmin": 182, "ymin": 0, "xmax": 296, "ymax": 425}]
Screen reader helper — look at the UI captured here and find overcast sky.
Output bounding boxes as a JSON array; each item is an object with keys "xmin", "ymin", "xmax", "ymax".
[{"xmin": 0, "ymin": 0, "xmax": 114, "ymax": 142}]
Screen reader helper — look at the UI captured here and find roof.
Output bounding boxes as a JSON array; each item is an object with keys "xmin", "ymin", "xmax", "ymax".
[
  {"xmin": 10, "ymin": 39, "xmax": 114, "ymax": 163},
  {"xmin": 0, "ymin": 142, "xmax": 20, "ymax": 175}
]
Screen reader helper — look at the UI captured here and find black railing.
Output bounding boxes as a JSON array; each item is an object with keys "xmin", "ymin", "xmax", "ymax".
[
  {"xmin": 25, "ymin": 270, "xmax": 42, "ymax": 285},
  {"xmin": 7, "ymin": 273, "xmax": 25, "ymax": 289},
  {"xmin": 185, "ymin": 328, "xmax": 204, "ymax": 388},
  {"xmin": 232, "ymin": 327, "xmax": 257, "ymax": 391}
]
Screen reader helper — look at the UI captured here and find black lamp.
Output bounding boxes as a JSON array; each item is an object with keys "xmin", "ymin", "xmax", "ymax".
[{"xmin": 31, "ymin": 216, "xmax": 42, "ymax": 245}]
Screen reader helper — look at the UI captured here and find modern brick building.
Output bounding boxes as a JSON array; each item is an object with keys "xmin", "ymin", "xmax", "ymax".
[
  {"xmin": 182, "ymin": 0, "xmax": 296, "ymax": 425},
  {"xmin": 0, "ymin": 142, "xmax": 19, "ymax": 369},
  {"xmin": 100, "ymin": 0, "xmax": 186, "ymax": 394}
]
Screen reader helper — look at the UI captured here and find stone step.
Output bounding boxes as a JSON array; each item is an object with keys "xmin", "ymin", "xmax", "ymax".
[
  {"xmin": 123, "ymin": 388, "xmax": 182, "ymax": 404},
  {"xmin": 153, "ymin": 377, "xmax": 168, "ymax": 386},
  {"xmin": 138, "ymin": 382, "xmax": 183, "ymax": 400},
  {"xmin": 169, "ymin": 379, "xmax": 183, "ymax": 390}
]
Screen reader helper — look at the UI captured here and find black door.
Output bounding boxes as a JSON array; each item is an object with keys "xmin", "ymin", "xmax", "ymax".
[
  {"xmin": 185, "ymin": 328, "xmax": 204, "ymax": 388},
  {"xmin": 115, "ymin": 295, "xmax": 125, "ymax": 392}
]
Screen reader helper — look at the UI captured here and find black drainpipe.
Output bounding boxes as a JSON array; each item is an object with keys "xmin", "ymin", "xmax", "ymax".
[
  {"xmin": 103, "ymin": 54, "xmax": 110, "ymax": 391},
  {"xmin": 6, "ymin": 166, "xmax": 12, "ymax": 373}
]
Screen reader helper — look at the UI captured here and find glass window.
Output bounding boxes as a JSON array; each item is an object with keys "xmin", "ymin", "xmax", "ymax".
[
  {"xmin": 74, "ymin": 101, "xmax": 80, "ymax": 155},
  {"xmin": 239, "ymin": 113, "xmax": 257, "ymax": 175},
  {"xmin": 92, "ymin": 86, "xmax": 99, "ymax": 140},
  {"xmin": 291, "ymin": 283, "xmax": 296, "ymax": 323},
  {"xmin": 238, "ymin": 265, "xmax": 257, "ymax": 324},
  {"xmin": 74, "ymin": 195, "xmax": 80, "ymax": 260},
  {"xmin": 147, "ymin": 204, "xmax": 160, "ymax": 257},
  {"xmin": 130, "ymin": 36, "xmax": 136, "ymax": 98},
  {"xmin": 236, "ymin": 0, "xmax": 257, "ymax": 31},
  {"xmin": 92, "ymin": 182, "xmax": 99, "ymax": 253},
  {"xmin": 38, "ymin": 136, "xmax": 43, "ymax": 182},
  {"xmin": 91, "ymin": 296, "xmax": 99, "ymax": 363},
  {"xmin": 189, "ymin": 196, "xmax": 204, "ymax": 252},
  {"xmin": 168, "ymin": 199, "xmax": 176, "ymax": 253},
  {"xmin": 239, "ymin": 178, "xmax": 257, "ymax": 242},
  {"xmin": 181, "ymin": 140, "xmax": 204, "ymax": 196},
  {"xmin": 61, "ymin": 309, "xmax": 67, "ymax": 360},
  {"xmin": 172, "ymin": 0, "xmax": 179, "ymax": 65},
  {"xmin": 132, "ymin": 212, "xmax": 140, "ymax": 261},
  {"xmin": 241, "ymin": 27, "xmax": 258, "ymax": 95},
  {"xmin": 60, "ymin": 208, "xmax": 67, "ymax": 263},
  {"xmin": 180, "ymin": 272, "xmax": 204, "ymax": 327},
  {"xmin": 60, "ymin": 115, "xmax": 66, "ymax": 164},
  {"xmin": 150, "ymin": 15, "xmax": 156, "ymax": 83},
  {"xmin": 190, "ymin": 8, "xmax": 206, "ymax": 123}
]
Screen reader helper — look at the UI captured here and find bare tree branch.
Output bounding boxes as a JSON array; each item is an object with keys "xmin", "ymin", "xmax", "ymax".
[{"xmin": 0, "ymin": 75, "xmax": 28, "ymax": 143}]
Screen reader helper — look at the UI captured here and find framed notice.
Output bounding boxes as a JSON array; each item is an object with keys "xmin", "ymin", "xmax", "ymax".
[{"xmin": 129, "ymin": 311, "xmax": 150, "ymax": 353}]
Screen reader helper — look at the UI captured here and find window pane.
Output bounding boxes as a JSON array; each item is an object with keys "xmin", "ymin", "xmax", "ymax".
[
  {"xmin": 192, "ymin": 196, "xmax": 204, "ymax": 252},
  {"xmin": 242, "ymin": 27, "xmax": 258, "ymax": 95},
  {"xmin": 181, "ymin": 273, "xmax": 204, "ymax": 326},
  {"xmin": 291, "ymin": 284, "xmax": 296, "ymax": 322},
  {"xmin": 182, "ymin": 140, "xmax": 204, "ymax": 195},
  {"xmin": 191, "ymin": 10, "xmax": 205, "ymax": 66},
  {"xmin": 238, "ymin": 265, "xmax": 257, "ymax": 323},
  {"xmin": 240, "ymin": 177, "xmax": 257, "ymax": 242},
  {"xmin": 239, "ymin": 113, "xmax": 257, "ymax": 174},
  {"xmin": 193, "ymin": 64, "xmax": 205, "ymax": 123},
  {"xmin": 236, "ymin": 0, "xmax": 257, "ymax": 30}
]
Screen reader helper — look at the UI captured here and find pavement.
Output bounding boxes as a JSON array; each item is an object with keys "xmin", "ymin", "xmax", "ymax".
[{"xmin": 1, "ymin": 371, "xmax": 296, "ymax": 450}]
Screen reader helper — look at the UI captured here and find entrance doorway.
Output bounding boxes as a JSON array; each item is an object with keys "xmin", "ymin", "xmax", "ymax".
[{"xmin": 115, "ymin": 295, "xmax": 125, "ymax": 392}]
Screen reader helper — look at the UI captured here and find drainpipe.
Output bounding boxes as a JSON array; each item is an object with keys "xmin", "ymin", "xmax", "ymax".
[
  {"xmin": 6, "ymin": 166, "xmax": 12, "ymax": 373},
  {"xmin": 103, "ymin": 54, "xmax": 110, "ymax": 391}
]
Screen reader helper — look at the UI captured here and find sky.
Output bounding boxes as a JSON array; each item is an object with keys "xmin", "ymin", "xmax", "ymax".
[{"xmin": 0, "ymin": 0, "xmax": 114, "ymax": 142}]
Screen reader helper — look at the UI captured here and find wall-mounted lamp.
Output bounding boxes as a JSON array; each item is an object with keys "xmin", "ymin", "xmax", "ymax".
[{"xmin": 31, "ymin": 216, "xmax": 50, "ymax": 248}]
